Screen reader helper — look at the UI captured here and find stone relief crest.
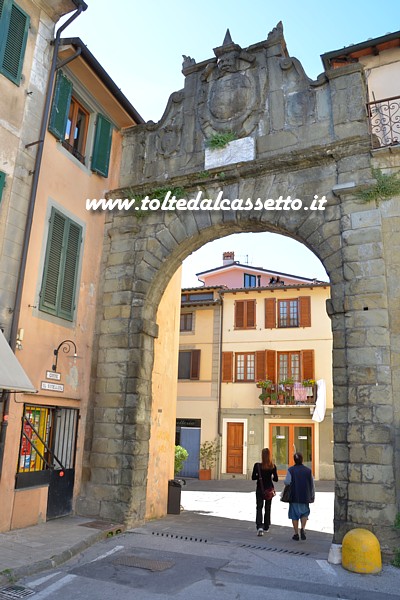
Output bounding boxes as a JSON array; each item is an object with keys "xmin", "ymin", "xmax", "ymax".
[
  {"xmin": 154, "ymin": 91, "xmax": 184, "ymax": 157},
  {"xmin": 199, "ymin": 30, "xmax": 262, "ymax": 139}
]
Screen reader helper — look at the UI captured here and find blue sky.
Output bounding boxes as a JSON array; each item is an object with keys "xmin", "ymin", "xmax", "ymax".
[{"xmin": 61, "ymin": 1, "xmax": 399, "ymax": 286}]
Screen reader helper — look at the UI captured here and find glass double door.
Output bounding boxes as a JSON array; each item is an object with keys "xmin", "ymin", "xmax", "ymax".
[{"xmin": 270, "ymin": 423, "xmax": 314, "ymax": 476}]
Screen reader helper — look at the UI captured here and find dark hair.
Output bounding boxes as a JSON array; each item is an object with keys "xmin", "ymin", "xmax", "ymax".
[
  {"xmin": 261, "ymin": 447, "xmax": 273, "ymax": 469},
  {"xmin": 294, "ymin": 452, "xmax": 303, "ymax": 465}
]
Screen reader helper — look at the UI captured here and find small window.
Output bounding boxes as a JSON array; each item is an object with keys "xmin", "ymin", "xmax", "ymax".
[
  {"xmin": 178, "ymin": 350, "xmax": 200, "ymax": 379},
  {"xmin": 49, "ymin": 71, "xmax": 113, "ymax": 176},
  {"xmin": 0, "ymin": 0, "xmax": 30, "ymax": 85},
  {"xmin": 244, "ymin": 273, "xmax": 256, "ymax": 288},
  {"xmin": 0, "ymin": 171, "xmax": 5, "ymax": 205},
  {"xmin": 39, "ymin": 208, "xmax": 82, "ymax": 321},
  {"xmin": 278, "ymin": 299, "xmax": 299, "ymax": 327},
  {"xmin": 180, "ymin": 313, "xmax": 193, "ymax": 332},
  {"xmin": 235, "ymin": 352, "xmax": 255, "ymax": 382},
  {"xmin": 63, "ymin": 97, "xmax": 89, "ymax": 163},
  {"xmin": 188, "ymin": 292, "xmax": 214, "ymax": 301}
]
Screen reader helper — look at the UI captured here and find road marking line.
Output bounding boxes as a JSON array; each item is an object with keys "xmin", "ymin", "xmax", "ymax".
[
  {"xmin": 89, "ymin": 544, "xmax": 124, "ymax": 563},
  {"xmin": 316, "ymin": 559, "xmax": 337, "ymax": 577},
  {"xmin": 32, "ymin": 574, "xmax": 77, "ymax": 599},
  {"xmin": 29, "ymin": 571, "xmax": 61, "ymax": 587}
]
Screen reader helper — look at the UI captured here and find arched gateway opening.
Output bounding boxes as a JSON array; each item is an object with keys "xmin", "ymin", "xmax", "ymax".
[{"xmin": 77, "ymin": 24, "xmax": 399, "ymax": 554}]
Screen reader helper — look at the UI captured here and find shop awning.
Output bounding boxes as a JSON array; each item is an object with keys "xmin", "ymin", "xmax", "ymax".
[{"xmin": 0, "ymin": 330, "xmax": 36, "ymax": 393}]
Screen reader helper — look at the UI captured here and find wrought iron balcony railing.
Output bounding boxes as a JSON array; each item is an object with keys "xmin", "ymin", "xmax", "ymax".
[
  {"xmin": 258, "ymin": 383, "xmax": 317, "ymax": 406},
  {"xmin": 367, "ymin": 95, "xmax": 400, "ymax": 148}
]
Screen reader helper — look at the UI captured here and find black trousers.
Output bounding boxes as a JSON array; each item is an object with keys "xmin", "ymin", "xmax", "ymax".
[{"xmin": 256, "ymin": 490, "xmax": 272, "ymax": 529}]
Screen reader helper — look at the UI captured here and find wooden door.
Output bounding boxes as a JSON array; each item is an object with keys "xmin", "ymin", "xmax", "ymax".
[{"xmin": 226, "ymin": 422, "xmax": 244, "ymax": 473}]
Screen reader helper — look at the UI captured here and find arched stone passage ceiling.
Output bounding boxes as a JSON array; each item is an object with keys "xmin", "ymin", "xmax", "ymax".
[{"xmin": 139, "ymin": 201, "xmax": 336, "ymax": 320}]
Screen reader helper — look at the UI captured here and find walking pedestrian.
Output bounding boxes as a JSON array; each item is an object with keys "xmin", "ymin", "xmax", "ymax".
[
  {"xmin": 251, "ymin": 447, "xmax": 278, "ymax": 536},
  {"xmin": 284, "ymin": 452, "xmax": 315, "ymax": 540}
]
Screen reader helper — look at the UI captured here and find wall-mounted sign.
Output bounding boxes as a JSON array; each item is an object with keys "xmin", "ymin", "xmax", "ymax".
[
  {"xmin": 298, "ymin": 436, "xmax": 308, "ymax": 440},
  {"xmin": 276, "ymin": 435, "xmax": 286, "ymax": 439},
  {"xmin": 41, "ymin": 381, "xmax": 64, "ymax": 393},
  {"xmin": 46, "ymin": 371, "xmax": 61, "ymax": 381},
  {"xmin": 176, "ymin": 418, "xmax": 201, "ymax": 428}
]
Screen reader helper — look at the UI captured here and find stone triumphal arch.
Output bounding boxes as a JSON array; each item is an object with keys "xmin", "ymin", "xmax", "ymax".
[{"xmin": 77, "ymin": 24, "xmax": 400, "ymax": 552}]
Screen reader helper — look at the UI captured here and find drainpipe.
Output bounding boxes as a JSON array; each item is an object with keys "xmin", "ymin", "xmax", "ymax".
[
  {"xmin": 217, "ymin": 291, "xmax": 224, "ymax": 438},
  {"xmin": 0, "ymin": 0, "xmax": 87, "ymax": 476},
  {"xmin": 216, "ymin": 290, "xmax": 225, "ymax": 479}
]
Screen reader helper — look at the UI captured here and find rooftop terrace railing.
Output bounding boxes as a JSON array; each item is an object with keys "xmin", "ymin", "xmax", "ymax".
[{"xmin": 367, "ymin": 95, "xmax": 400, "ymax": 148}]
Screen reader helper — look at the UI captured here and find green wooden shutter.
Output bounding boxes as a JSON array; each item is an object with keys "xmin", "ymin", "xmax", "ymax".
[
  {"xmin": 40, "ymin": 209, "xmax": 82, "ymax": 321},
  {"xmin": 0, "ymin": 171, "xmax": 5, "ymax": 205},
  {"xmin": 91, "ymin": 114, "xmax": 113, "ymax": 177},
  {"xmin": 0, "ymin": 1, "xmax": 29, "ymax": 85},
  {"xmin": 48, "ymin": 70, "xmax": 72, "ymax": 140},
  {"xmin": 40, "ymin": 210, "xmax": 66, "ymax": 315},
  {"xmin": 58, "ymin": 220, "xmax": 82, "ymax": 321}
]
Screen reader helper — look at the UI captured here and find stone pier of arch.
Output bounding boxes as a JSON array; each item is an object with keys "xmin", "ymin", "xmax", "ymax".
[{"xmin": 76, "ymin": 24, "xmax": 400, "ymax": 555}]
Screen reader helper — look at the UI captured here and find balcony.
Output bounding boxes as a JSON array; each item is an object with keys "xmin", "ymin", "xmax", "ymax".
[
  {"xmin": 367, "ymin": 95, "xmax": 400, "ymax": 148},
  {"xmin": 257, "ymin": 382, "xmax": 317, "ymax": 408}
]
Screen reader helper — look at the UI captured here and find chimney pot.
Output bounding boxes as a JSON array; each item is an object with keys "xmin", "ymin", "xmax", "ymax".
[{"xmin": 223, "ymin": 251, "xmax": 235, "ymax": 265}]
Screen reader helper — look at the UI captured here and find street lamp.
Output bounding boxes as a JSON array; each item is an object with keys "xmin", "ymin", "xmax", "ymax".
[{"xmin": 52, "ymin": 339, "xmax": 77, "ymax": 372}]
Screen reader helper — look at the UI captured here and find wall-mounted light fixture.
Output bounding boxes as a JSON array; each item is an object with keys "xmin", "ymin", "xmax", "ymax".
[
  {"xmin": 52, "ymin": 339, "xmax": 77, "ymax": 372},
  {"xmin": 16, "ymin": 328, "xmax": 24, "ymax": 350}
]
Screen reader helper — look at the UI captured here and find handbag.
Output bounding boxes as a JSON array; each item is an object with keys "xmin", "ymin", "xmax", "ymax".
[
  {"xmin": 280, "ymin": 483, "xmax": 292, "ymax": 503},
  {"xmin": 257, "ymin": 464, "xmax": 276, "ymax": 501}
]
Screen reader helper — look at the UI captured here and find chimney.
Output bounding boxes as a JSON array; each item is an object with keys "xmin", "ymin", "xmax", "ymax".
[{"xmin": 223, "ymin": 251, "xmax": 235, "ymax": 265}]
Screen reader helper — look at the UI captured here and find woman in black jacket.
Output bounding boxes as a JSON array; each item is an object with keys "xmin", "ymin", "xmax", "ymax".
[
  {"xmin": 284, "ymin": 452, "xmax": 315, "ymax": 541},
  {"xmin": 251, "ymin": 447, "xmax": 278, "ymax": 536}
]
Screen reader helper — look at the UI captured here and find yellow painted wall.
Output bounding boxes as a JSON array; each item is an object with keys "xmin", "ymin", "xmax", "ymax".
[
  {"xmin": 178, "ymin": 307, "xmax": 215, "ymax": 393},
  {"xmin": 146, "ymin": 268, "xmax": 181, "ymax": 519},
  {"xmin": 221, "ymin": 286, "xmax": 332, "ymax": 410},
  {"xmin": 360, "ymin": 49, "xmax": 400, "ymax": 101},
  {"xmin": 176, "ymin": 302, "xmax": 220, "ymax": 475}
]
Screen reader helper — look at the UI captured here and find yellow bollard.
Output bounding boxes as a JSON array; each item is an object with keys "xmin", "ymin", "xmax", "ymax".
[{"xmin": 342, "ymin": 528, "xmax": 382, "ymax": 574}]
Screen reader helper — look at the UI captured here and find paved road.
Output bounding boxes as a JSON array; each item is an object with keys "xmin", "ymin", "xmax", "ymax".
[
  {"xmin": 12, "ymin": 479, "xmax": 400, "ymax": 600},
  {"xmin": 16, "ymin": 528, "xmax": 400, "ymax": 600}
]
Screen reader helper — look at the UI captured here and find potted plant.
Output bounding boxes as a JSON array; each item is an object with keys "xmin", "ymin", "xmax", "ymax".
[
  {"xmin": 174, "ymin": 445, "xmax": 189, "ymax": 476},
  {"xmin": 259, "ymin": 392, "xmax": 271, "ymax": 405},
  {"xmin": 256, "ymin": 378, "xmax": 273, "ymax": 389},
  {"xmin": 199, "ymin": 438, "xmax": 220, "ymax": 480},
  {"xmin": 270, "ymin": 392, "xmax": 278, "ymax": 405},
  {"xmin": 302, "ymin": 379, "xmax": 316, "ymax": 397}
]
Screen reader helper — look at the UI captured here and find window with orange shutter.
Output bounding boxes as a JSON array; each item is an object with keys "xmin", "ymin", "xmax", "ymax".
[
  {"xmin": 264, "ymin": 298, "xmax": 276, "ymax": 328},
  {"xmin": 222, "ymin": 352, "xmax": 233, "ymax": 382},
  {"xmin": 234, "ymin": 300, "xmax": 256, "ymax": 329}
]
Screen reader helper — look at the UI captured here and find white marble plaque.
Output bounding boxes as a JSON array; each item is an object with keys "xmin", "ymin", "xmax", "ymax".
[{"xmin": 205, "ymin": 136, "xmax": 255, "ymax": 169}]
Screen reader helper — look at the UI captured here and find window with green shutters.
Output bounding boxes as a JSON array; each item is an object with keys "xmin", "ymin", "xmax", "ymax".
[
  {"xmin": 39, "ymin": 208, "xmax": 82, "ymax": 322},
  {"xmin": 0, "ymin": 171, "xmax": 5, "ymax": 205},
  {"xmin": 48, "ymin": 71, "xmax": 73, "ymax": 141},
  {"xmin": 0, "ymin": 0, "xmax": 30, "ymax": 86},
  {"xmin": 91, "ymin": 114, "xmax": 113, "ymax": 177},
  {"xmin": 48, "ymin": 71, "xmax": 114, "ymax": 177}
]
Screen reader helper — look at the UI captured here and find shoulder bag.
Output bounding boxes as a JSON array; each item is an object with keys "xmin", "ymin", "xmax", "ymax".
[
  {"xmin": 257, "ymin": 463, "xmax": 276, "ymax": 501},
  {"xmin": 280, "ymin": 483, "xmax": 292, "ymax": 503}
]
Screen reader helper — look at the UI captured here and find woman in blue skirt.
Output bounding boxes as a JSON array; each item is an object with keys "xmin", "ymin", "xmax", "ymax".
[{"xmin": 284, "ymin": 452, "xmax": 315, "ymax": 540}]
